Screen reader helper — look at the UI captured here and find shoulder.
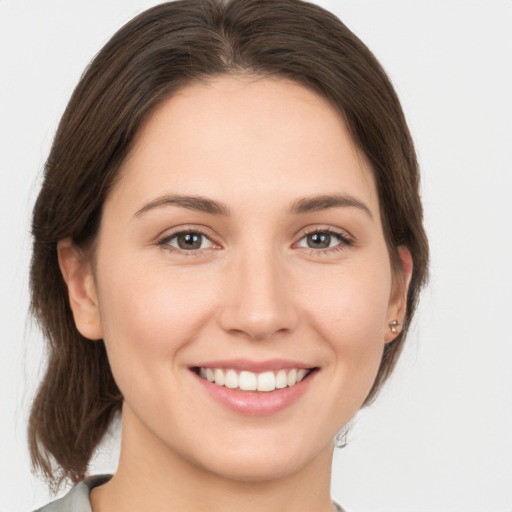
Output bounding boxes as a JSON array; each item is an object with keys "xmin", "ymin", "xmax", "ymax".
[
  {"xmin": 333, "ymin": 501, "xmax": 353, "ymax": 512},
  {"xmin": 33, "ymin": 476, "xmax": 349, "ymax": 512},
  {"xmin": 33, "ymin": 475, "xmax": 112, "ymax": 512}
]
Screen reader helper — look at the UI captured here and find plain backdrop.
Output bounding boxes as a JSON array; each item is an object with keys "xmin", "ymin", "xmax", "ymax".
[{"xmin": 1, "ymin": 1, "xmax": 511, "ymax": 511}]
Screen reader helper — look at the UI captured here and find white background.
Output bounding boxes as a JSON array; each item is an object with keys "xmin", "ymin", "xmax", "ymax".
[{"xmin": 1, "ymin": 1, "xmax": 511, "ymax": 511}]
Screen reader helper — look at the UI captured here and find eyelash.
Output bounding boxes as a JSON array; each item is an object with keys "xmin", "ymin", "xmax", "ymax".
[
  {"xmin": 295, "ymin": 227, "xmax": 353, "ymax": 255},
  {"xmin": 157, "ymin": 227, "xmax": 353, "ymax": 256},
  {"xmin": 157, "ymin": 227, "xmax": 216, "ymax": 257}
]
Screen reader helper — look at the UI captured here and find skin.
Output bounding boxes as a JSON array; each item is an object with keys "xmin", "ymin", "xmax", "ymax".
[{"xmin": 59, "ymin": 76, "xmax": 411, "ymax": 512}]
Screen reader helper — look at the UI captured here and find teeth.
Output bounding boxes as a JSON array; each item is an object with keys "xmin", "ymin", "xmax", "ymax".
[
  {"xmin": 225, "ymin": 369, "xmax": 238, "ymax": 389},
  {"xmin": 214, "ymin": 368, "xmax": 225, "ymax": 386},
  {"xmin": 275, "ymin": 369, "xmax": 287, "ymax": 389},
  {"xmin": 239, "ymin": 371, "xmax": 256, "ymax": 390},
  {"xmin": 286, "ymin": 369, "xmax": 297, "ymax": 387},
  {"xmin": 297, "ymin": 368, "xmax": 308, "ymax": 382},
  {"xmin": 257, "ymin": 371, "xmax": 275, "ymax": 392},
  {"xmin": 198, "ymin": 367, "xmax": 311, "ymax": 391}
]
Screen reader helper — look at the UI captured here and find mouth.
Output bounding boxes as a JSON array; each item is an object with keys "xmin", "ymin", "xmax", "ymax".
[
  {"xmin": 190, "ymin": 361, "xmax": 318, "ymax": 415},
  {"xmin": 192, "ymin": 366, "xmax": 317, "ymax": 393}
]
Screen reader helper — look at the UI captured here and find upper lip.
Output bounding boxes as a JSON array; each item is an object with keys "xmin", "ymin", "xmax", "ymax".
[{"xmin": 191, "ymin": 358, "xmax": 316, "ymax": 373}]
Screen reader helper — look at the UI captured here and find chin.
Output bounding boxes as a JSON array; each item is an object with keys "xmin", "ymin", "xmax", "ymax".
[
  {"xmin": 183, "ymin": 427, "xmax": 332, "ymax": 483},
  {"xmin": 197, "ymin": 449, "xmax": 316, "ymax": 483}
]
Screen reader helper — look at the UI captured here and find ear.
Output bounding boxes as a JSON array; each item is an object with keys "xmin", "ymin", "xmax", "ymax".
[
  {"xmin": 385, "ymin": 246, "xmax": 413, "ymax": 343},
  {"xmin": 57, "ymin": 238, "xmax": 103, "ymax": 341}
]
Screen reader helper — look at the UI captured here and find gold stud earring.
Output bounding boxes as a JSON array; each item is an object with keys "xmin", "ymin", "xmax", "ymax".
[{"xmin": 389, "ymin": 319, "xmax": 400, "ymax": 333}]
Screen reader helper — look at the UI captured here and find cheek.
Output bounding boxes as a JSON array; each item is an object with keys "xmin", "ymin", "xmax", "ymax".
[
  {"xmin": 95, "ymin": 258, "xmax": 219, "ymax": 380},
  {"xmin": 301, "ymin": 258, "xmax": 392, "ymax": 397},
  {"xmin": 304, "ymin": 258, "xmax": 392, "ymax": 343}
]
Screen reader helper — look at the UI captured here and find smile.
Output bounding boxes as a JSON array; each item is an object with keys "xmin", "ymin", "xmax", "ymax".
[{"xmin": 196, "ymin": 367, "xmax": 313, "ymax": 392}]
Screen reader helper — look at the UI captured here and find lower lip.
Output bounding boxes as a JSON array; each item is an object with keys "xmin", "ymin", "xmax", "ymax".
[{"xmin": 194, "ymin": 371, "xmax": 315, "ymax": 416}]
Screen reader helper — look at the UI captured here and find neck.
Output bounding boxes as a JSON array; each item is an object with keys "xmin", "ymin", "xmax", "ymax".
[{"xmin": 91, "ymin": 406, "xmax": 336, "ymax": 512}]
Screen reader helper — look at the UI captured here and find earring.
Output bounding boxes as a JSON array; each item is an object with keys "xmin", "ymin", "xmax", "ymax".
[
  {"xmin": 389, "ymin": 319, "xmax": 400, "ymax": 333},
  {"xmin": 335, "ymin": 426, "xmax": 348, "ymax": 449}
]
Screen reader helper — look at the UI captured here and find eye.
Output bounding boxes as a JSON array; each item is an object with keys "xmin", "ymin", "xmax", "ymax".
[
  {"xmin": 160, "ymin": 231, "xmax": 215, "ymax": 251},
  {"xmin": 296, "ymin": 230, "xmax": 351, "ymax": 251}
]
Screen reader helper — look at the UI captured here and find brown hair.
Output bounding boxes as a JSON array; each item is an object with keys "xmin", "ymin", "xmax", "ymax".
[{"xmin": 29, "ymin": 0, "xmax": 429, "ymax": 488}]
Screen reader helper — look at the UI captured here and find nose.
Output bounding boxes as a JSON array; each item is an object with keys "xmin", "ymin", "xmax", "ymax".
[{"xmin": 217, "ymin": 247, "xmax": 299, "ymax": 341}]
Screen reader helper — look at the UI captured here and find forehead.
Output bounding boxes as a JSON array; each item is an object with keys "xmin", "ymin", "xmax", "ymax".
[{"xmin": 112, "ymin": 75, "xmax": 379, "ymax": 216}]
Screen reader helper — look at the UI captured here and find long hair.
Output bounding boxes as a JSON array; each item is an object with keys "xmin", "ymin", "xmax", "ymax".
[{"xmin": 29, "ymin": 0, "xmax": 429, "ymax": 488}]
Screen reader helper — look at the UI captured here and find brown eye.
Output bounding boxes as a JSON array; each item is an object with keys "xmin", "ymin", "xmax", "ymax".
[
  {"xmin": 177, "ymin": 233, "xmax": 202, "ymax": 250},
  {"xmin": 306, "ymin": 233, "xmax": 331, "ymax": 249},
  {"xmin": 163, "ymin": 231, "xmax": 213, "ymax": 251},
  {"xmin": 297, "ymin": 230, "xmax": 349, "ymax": 251}
]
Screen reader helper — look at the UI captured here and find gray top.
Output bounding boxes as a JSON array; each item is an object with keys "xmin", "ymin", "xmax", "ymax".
[
  {"xmin": 33, "ymin": 475, "xmax": 112, "ymax": 512},
  {"xmin": 34, "ymin": 474, "xmax": 348, "ymax": 511}
]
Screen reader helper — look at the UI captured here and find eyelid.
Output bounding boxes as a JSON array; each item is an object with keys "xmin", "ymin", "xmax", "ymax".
[
  {"xmin": 157, "ymin": 225, "xmax": 222, "ymax": 254},
  {"xmin": 293, "ymin": 225, "xmax": 354, "ymax": 252},
  {"xmin": 155, "ymin": 224, "xmax": 354, "ymax": 256},
  {"xmin": 294, "ymin": 224, "xmax": 353, "ymax": 240}
]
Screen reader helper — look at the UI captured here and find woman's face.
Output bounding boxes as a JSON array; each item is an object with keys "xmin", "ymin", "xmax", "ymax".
[{"xmin": 67, "ymin": 76, "xmax": 408, "ymax": 481}]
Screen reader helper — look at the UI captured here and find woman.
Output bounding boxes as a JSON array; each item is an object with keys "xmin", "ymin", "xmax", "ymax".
[{"xmin": 29, "ymin": 0, "xmax": 428, "ymax": 510}]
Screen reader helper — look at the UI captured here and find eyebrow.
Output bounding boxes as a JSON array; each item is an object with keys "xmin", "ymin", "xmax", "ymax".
[
  {"xmin": 135, "ymin": 195, "xmax": 230, "ymax": 217},
  {"xmin": 289, "ymin": 194, "xmax": 373, "ymax": 219},
  {"xmin": 134, "ymin": 193, "xmax": 372, "ymax": 219}
]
